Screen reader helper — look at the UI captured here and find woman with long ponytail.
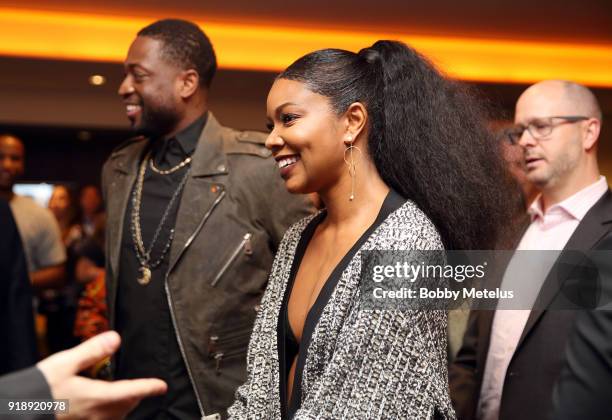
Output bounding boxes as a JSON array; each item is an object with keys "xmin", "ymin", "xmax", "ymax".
[{"xmin": 228, "ymin": 40, "xmax": 515, "ymax": 419}]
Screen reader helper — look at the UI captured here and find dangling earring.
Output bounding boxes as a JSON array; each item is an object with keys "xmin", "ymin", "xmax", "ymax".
[{"xmin": 343, "ymin": 135, "xmax": 361, "ymax": 201}]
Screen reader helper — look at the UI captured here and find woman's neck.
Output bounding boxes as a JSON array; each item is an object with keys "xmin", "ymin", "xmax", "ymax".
[{"xmin": 318, "ymin": 160, "xmax": 389, "ymax": 228}]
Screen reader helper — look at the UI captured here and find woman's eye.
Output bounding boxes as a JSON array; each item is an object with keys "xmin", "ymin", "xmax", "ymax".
[
  {"xmin": 281, "ymin": 113, "xmax": 298, "ymax": 125},
  {"xmin": 265, "ymin": 122, "xmax": 274, "ymax": 132}
]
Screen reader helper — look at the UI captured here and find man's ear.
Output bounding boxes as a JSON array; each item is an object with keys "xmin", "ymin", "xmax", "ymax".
[
  {"xmin": 583, "ymin": 118, "xmax": 601, "ymax": 151},
  {"xmin": 343, "ymin": 102, "xmax": 368, "ymax": 146},
  {"xmin": 178, "ymin": 69, "xmax": 200, "ymax": 99}
]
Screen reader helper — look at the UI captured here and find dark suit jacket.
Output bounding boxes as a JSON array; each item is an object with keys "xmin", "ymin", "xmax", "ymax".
[
  {"xmin": 0, "ymin": 366, "xmax": 52, "ymax": 420},
  {"xmin": 449, "ymin": 190, "xmax": 612, "ymax": 420},
  {"xmin": 0, "ymin": 199, "xmax": 38, "ymax": 375},
  {"xmin": 551, "ymin": 232, "xmax": 612, "ymax": 420}
]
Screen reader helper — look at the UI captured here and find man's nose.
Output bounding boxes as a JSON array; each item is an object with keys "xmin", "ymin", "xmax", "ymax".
[
  {"xmin": 118, "ymin": 76, "xmax": 134, "ymax": 97},
  {"xmin": 518, "ymin": 128, "xmax": 537, "ymax": 148}
]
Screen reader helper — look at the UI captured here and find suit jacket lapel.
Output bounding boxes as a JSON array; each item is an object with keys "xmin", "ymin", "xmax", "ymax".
[
  {"xmin": 517, "ymin": 190, "xmax": 612, "ymax": 348},
  {"xmin": 167, "ymin": 113, "xmax": 229, "ymax": 273}
]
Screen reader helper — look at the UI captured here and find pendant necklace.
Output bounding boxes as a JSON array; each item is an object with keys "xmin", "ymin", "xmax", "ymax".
[{"xmin": 130, "ymin": 151, "xmax": 191, "ymax": 285}]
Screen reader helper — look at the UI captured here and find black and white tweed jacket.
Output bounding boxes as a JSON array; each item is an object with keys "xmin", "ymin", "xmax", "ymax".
[{"xmin": 228, "ymin": 199, "xmax": 456, "ymax": 419}]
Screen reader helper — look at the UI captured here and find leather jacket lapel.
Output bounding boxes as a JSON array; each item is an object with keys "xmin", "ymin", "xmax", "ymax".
[
  {"xmin": 106, "ymin": 141, "xmax": 146, "ymax": 280},
  {"xmin": 168, "ymin": 113, "xmax": 229, "ymax": 273}
]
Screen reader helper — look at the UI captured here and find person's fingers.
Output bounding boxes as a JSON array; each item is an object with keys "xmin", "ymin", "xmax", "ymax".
[
  {"xmin": 61, "ymin": 331, "xmax": 121, "ymax": 374},
  {"xmin": 39, "ymin": 331, "xmax": 121, "ymax": 378},
  {"xmin": 100, "ymin": 378, "xmax": 168, "ymax": 401},
  {"xmin": 53, "ymin": 377, "xmax": 162, "ymax": 420}
]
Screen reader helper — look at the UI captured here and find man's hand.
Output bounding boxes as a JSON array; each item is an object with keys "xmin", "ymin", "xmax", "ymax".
[{"xmin": 37, "ymin": 331, "xmax": 167, "ymax": 420}]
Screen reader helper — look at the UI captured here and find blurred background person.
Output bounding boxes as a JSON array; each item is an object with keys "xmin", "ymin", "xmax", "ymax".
[
  {"xmin": 39, "ymin": 184, "xmax": 84, "ymax": 355},
  {"xmin": 79, "ymin": 184, "xmax": 105, "ymax": 239},
  {"xmin": 0, "ymin": 133, "xmax": 67, "ymax": 359},
  {"xmin": 44, "ymin": 183, "xmax": 109, "ymax": 357},
  {"xmin": 0, "ymin": 134, "xmax": 66, "ymax": 290},
  {"xmin": 0, "ymin": 198, "xmax": 38, "ymax": 375},
  {"xmin": 48, "ymin": 184, "xmax": 81, "ymax": 246},
  {"xmin": 73, "ymin": 216, "xmax": 108, "ymax": 338}
]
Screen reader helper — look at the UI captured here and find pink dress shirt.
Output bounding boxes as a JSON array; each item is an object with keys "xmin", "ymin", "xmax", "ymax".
[{"xmin": 477, "ymin": 176, "xmax": 608, "ymax": 420}]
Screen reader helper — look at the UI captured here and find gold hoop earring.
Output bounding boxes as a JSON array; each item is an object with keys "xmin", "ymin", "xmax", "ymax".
[{"xmin": 343, "ymin": 143, "xmax": 362, "ymax": 201}]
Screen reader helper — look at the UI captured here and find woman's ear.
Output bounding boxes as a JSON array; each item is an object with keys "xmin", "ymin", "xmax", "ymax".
[
  {"xmin": 178, "ymin": 69, "xmax": 200, "ymax": 99},
  {"xmin": 343, "ymin": 102, "xmax": 368, "ymax": 146}
]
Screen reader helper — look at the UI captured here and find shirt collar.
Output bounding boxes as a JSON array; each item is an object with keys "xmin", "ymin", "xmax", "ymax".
[
  {"xmin": 528, "ymin": 176, "xmax": 608, "ymax": 222},
  {"xmin": 153, "ymin": 112, "xmax": 207, "ymax": 162}
]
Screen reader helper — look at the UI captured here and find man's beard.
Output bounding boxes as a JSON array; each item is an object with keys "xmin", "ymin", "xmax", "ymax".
[{"xmin": 133, "ymin": 103, "xmax": 179, "ymax": 138}]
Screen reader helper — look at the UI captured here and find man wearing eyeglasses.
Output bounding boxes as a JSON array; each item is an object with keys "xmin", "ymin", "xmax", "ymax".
[{"xmin": 450, "ymin": 80, "xmax": 611, "ymax": 420}]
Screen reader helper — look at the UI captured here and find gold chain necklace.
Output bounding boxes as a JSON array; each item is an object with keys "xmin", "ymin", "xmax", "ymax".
[
  {"xmin": 130, "ymin": 151, "xmax": 190, "ymax": 285},
  {"xmin": 149, "ymin": 155, "xmax": 192, "ymax": 175}
]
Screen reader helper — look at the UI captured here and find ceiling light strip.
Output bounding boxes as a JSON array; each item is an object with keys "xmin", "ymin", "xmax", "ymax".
[{"xmin": 0, "ymin": 7, "xmax": 611, "ymax": 86}]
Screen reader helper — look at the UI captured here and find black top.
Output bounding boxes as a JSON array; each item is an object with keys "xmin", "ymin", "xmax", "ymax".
[
  {"xmin": 115, "ymin": 114, "xmax": 206, "ymax": 419},
  {"xmin": 0, "ymin": 199, "xmax": 38, "ymax": 375},
  {"xmin": 278, "ymin": 190, "xmax": 405, "ymax": 419},
  {"xmin": 284, "ymin": 303, "xmax": 300, "ymax": 376}
]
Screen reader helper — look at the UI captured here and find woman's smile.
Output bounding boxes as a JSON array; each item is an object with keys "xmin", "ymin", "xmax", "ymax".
[{"xmin": 275, "ymin": 154, "xmax": 301, "ymax": 178}]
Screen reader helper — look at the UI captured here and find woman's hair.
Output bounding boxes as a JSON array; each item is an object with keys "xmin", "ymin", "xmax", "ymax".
[
  {"xmin": 279, "ymin": 41, "xmax": 517, "ymax": 250},
  {"xmin": 52, "ymin": 184, "xmax": 79, "ymax": 226}
]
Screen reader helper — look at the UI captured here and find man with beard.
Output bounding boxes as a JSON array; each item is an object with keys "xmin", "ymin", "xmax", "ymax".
[
  {"xmin": 0, "ymin": 134, "xmax": 66, "ymax": 290},
  {"xmin": 450, "ymin": 80, "xmax": 611, "ymax": 420},
  {"xmin": 102, "ymin": 19, "xmax": 311, "ymax": 419}
]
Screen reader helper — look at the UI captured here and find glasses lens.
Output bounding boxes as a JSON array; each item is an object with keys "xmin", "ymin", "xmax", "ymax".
[
  {"xmin": 506, "ymin": 127, "xmax": 523, "ymax": 144},
  {"xmin": 528, "ymin": 119, "xmax": 553, "ymax": 138}
]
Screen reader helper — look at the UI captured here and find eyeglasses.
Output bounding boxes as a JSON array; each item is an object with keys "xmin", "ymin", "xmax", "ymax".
[{"xmin": 506, "ymin": 116, "xmax": 589, "ymax": 145}]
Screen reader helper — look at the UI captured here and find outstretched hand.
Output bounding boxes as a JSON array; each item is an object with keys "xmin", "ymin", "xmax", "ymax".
[{"xmin": 37, "ymin": 331, "xmax": 167, "ymax": 420}]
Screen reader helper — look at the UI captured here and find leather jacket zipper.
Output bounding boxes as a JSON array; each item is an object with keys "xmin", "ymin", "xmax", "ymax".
[
  {"xmin": 210, "ymin": 232, "xmax": 253, "ymax": 287},
  {"xmin": 166, "ymin": 190, "xmax": 225, "ymax": 420}
]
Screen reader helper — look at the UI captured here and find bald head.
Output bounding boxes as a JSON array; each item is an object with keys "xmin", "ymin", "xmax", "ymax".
[
  {"xmin": 514, "ymin": 80, "xmax": 602, "ymax": 204},
  {"xmin": 517, "ymin": 80, "xmax": 602, "ymax": 122}
]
